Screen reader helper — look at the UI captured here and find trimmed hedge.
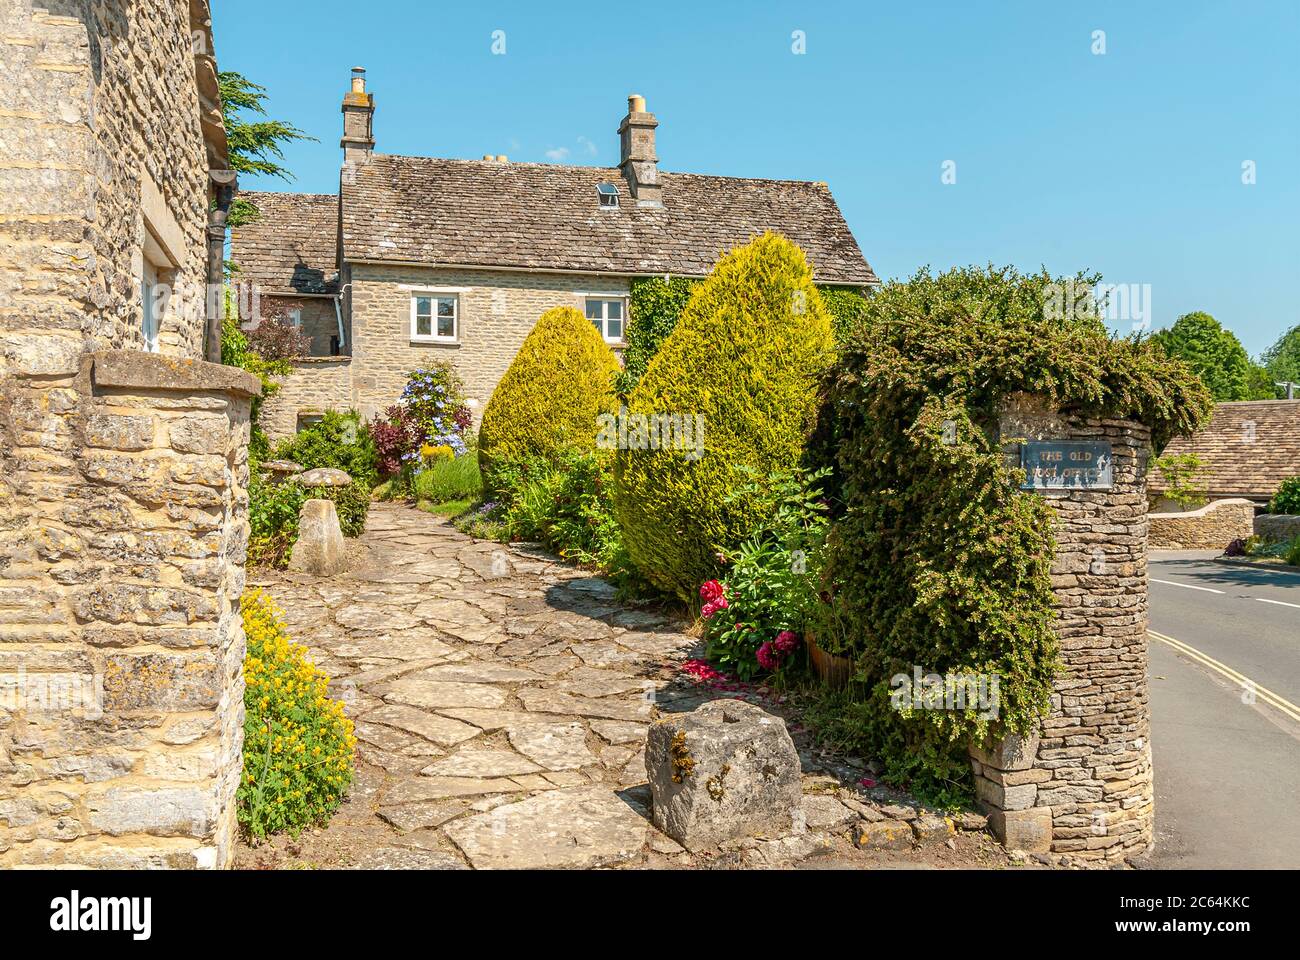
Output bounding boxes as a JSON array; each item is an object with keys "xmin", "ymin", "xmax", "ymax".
[
  {"xmin": 478, "ymin": 306, "xmax": 620, "ymax": 495},
  {"xmin": 613, "ymin": 232, "xmax": 835, "ymax": 600},
  {"xmin": 622, "ymin": 277, "xmax": 869, "ymax": 390}
]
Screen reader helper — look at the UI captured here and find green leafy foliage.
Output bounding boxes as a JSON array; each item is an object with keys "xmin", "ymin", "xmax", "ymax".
[
  {"xmin": 1261, "ymin": 324, "xmax": 1300, "ymax": 392},
  {"xmin": 478, "ymin": 306, "xmax": 621, "ymax": 496},
  {"xmin": 819, "ymin": 264, "xmax": 1213, "ymax": 798},
  {"xmin": 613, "ymin": 232, "xmax": 836, "ymax": 600},
  {"xmin": 1151, "ymin": 311, "xmax": 1257, "ymax": 401},
  {"xmin": 702, "ymin": 469, "xmax": 830, "ymax": 681},
  {"xmin": 413, "ymin": 455, "xmax": 482, "ymax": 504},
  {"xmin": 818, "ymin": 286, "xmax": 871, "ymax": 342},
  {"xmin": 218, "ymin": 72, "xmax": 316, "ymax": 228},
  {"xmin": 271, "ymin": 410, "xmax": 380, "ymax": 491},
  {"xmin": 1152, "ymin": 452, "xmax": 1207, "ymax": 509},
  {"xmin": 1269, "ymin": 476, "xmax": 1300, "ymax": 515}
]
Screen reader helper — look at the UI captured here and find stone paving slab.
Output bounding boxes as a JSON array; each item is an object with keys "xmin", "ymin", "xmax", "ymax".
[{"xmin": 240, "ymin": 503, "xmax": 1017, "ymax": 871}]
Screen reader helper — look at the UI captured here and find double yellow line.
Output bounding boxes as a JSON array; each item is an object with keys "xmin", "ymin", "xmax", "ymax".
[{"xmin": 1149, "ymin": 629, "xmax": 1300, "ymax": 725}]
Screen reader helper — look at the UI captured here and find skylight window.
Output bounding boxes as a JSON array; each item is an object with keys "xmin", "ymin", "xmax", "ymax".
[{"xmin": 596, "ymin": 182, "xmax": 620, "ymax": 208}]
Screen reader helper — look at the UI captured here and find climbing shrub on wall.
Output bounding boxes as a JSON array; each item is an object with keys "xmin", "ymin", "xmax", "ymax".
[
  {"xmin": 818, "ymin": 264, "xmax": 1213, "ymax": 800},
  {"xmin": 238, "ymin": 590, "xmax": 356, "ymax": 840},
  {"xmin": 613, "ymin": 232, "xmax": 835, "ymax": 600}
]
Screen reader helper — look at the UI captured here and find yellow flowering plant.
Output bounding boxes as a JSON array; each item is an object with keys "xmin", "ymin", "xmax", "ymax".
[{"xmin": 238, "ymin": 590, "xmax": 356, "ymax": 840}]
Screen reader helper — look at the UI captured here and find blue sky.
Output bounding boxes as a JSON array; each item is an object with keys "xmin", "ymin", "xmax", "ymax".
[{"xmin": 213, "ymin": 0, "xmax": 1299, "ymax": 356}]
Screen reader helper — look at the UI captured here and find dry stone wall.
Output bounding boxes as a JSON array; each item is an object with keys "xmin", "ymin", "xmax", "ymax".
[
  {"xmin": 973, "ymin": 396, "xmax": 1155, "ymax": 862},
  {"xmin": 1148, "ymin": 499, "xmax": 1255, "ymax": 550},
  {"xmin": 1, "ymin": 352, "xmax": 258, "ymax": 867},
  {"xmin": 259, "ymin": 357, "xmax": 355, "ymax": 442}
]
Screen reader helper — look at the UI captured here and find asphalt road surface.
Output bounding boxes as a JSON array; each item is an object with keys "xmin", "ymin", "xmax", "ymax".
[{"xmin": 1140, "ymin": 552, "xmax": 1300, "ymax": 870}]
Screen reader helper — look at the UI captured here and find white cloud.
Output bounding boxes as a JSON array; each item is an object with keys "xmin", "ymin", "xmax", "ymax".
[
  {"xmin": 544, "ymin": 146, "xmax": 571, "ymax": 162},
  {"xmin": 577, "ymin": 135, "xmax": 598, "ymax": 156}
]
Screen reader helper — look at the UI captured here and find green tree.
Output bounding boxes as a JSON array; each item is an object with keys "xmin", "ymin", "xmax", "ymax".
[
  {"xmin": 1261, "ymin": 323, "xmax": 1300, "ymax": 394},
  {"xmin": 1151, "ymin": 311, "xmax": 1254, "ymax": 401},
  {"xmin": 219, "ymin": 72, "xmax": 316, "ymax": 227}
]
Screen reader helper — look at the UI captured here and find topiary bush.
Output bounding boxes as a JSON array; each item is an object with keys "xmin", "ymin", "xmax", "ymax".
[
  {"xmin": 817, "ymin": 264, "xmax": 1213, "ymax": 801},
  {"xmin": 478, "ymin": 306, "xmax": 621, "ymax": 495},
  {"xmin": 613, "ymin": 232, "xmax": 836, "ymax": 600},
  {"xmin": 1269, "ymin": 476, "xmax": 1300, "ymax": 515},
  {"xmin": 238, "ymin": 590, "xmax": 356, "ymax": 840}
]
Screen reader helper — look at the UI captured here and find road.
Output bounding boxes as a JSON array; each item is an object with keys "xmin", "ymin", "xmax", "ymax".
[{"xmin": 1140, "ymin": 552, "xmax": 1300, "ymax": 869}]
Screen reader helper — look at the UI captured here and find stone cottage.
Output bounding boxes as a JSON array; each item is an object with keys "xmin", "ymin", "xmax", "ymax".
[
  {"xmin": 232, "ymin": 70, "xmax": 878, "ymax": 439},
  {"xmin": 1, "ymin": 0, "xmax": 254, "ymax": 867}
]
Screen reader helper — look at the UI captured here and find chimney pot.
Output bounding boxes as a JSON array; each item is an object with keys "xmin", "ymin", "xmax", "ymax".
[
  {"xmin": 496, "ymin": 154, "xmax": 508, "ymax": 163},
  {"xmin": 351, "ymin": 67, "xmax": 366, "ymax": 93},
  {"xmin": 482, "ymin": 154, "xmax": 493, "ymax": 161},
  {"xmin": 628, "ymin": 93, "xmax": 646, "ymax": 113}
]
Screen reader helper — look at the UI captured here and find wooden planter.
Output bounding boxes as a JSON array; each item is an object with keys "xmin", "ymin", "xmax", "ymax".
[{"xmin": 806, "ymin": 633, "xmax": 854, "ymax": 689}]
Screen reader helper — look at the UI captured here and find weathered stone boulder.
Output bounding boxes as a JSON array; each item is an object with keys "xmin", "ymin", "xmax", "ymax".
[
  {"xmin": 645, "ymin": 699, "xmax": 801, "ymax": 850},
  {"xmin": 287, "ymin": 499, "xmax": 347, "ymax": 575},
  {"xmin": 296, "ymin": 467, "xmax": 352, "ymax": 488},
  {"xmin": 259, "ymin": 459, "xmax": 302, "ymax": 484}
]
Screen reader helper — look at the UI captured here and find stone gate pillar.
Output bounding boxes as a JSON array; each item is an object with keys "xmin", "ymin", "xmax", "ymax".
[
  {"xmin": 1, "ymin": 352, "xmax": 258, "ymax": 868},
  {"xmin": 971, "ymin": 394, "xmax": 1155, "ymax": 863}
]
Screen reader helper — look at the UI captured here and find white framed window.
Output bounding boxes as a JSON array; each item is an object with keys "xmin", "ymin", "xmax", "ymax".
[
  {"xmin": 596, "ymin": 181, "xmax": 620, "ymax": 208},
  {"xmin": 140, "ymin": 261, "xmax": 161, "ymax": 353},
  {"xmin": 585, "ymin": 297, "xmax": 625, "ymax": 343},
  {"xmin": 411, "ymin": 293, "xmax": 458, "ymax": 343},
  {"xmin": 288, "ymin": 308, "xmax": 303, "ymax": 328}
]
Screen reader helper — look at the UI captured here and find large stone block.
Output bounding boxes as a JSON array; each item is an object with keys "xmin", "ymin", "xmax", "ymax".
[
  {"xmin": 984, "ymin": 807, "xmax": 1053, "ymax": 853},
  {"xmin": 287, "ymin": 498, "xmax": 347, "ymax": 575},
  {"xmin": 645, "ymin": 699, "xmax": 801, "ymax": 850},
  {"xmin": 100, "ymin": 651, "xmax": 222, "ymax": 711}
]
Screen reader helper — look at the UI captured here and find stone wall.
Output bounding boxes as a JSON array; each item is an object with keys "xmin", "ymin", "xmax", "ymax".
[
  {"xmin": 259, "ymin": 357, "xmax": 355, "ymax": 442},
  {"xmin": 349, "ymin": 264, "xmax": 629, "ymax": 420},
  {"xmin": 1254, "ymin": 513, "xmax": 1300, "ymax": 544},
  {"xmin": 1148, "ymin": 499, "xmax": 1255, "ymax": 550},
  {"xmin": 1, "ymin": 352, "xmax": 258, "ymax": 867},
  {"xmin": 973, "ymin": 396, "xmax": 1155, "ymax": 862},
  {"xmin": 259, "ymin": 294, "xmax": 343, "ymax": 359},
  {"xmin": 0, "ymin": 0, "xmax": 216, "ymax": 376}
]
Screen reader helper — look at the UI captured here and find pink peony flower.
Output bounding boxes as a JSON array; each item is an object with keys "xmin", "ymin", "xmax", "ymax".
[
  {"xmin": 774, "ymin": 630, "xmax": 799, "ymax": 654},
  {"xmin": 700, "ymin": 596, "xmax": 730, "ymax": 621},
  {"xmin": 699, "ymin": 580, "xmax": 724, "ymax": 603},
  {"xmin": 756, "ymin": 642, "xmax": 782, "ymax": 671}
]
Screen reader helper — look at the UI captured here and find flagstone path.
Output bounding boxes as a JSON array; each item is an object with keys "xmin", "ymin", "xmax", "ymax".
[{"xmin": 237, "ymin": 503, "xmax": 1017, "ymax": 870}]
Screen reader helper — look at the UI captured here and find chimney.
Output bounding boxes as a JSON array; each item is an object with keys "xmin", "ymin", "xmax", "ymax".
[
  {"xmin": 618, "ymin": 93, "xmax": 661, "ymax": 207},
  {"xmin": 341, "ymin": 67, "xmax": 375, "ymax": 166}
]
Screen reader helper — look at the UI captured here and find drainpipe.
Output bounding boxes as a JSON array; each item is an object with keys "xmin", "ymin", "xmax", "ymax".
[
  {"xmin": 206, "ymin": 169, "xmax": 238, "ymax": 363},
  {"xmin": 334, "ymin": 283, "xmax": 350, "ymax": 352}
]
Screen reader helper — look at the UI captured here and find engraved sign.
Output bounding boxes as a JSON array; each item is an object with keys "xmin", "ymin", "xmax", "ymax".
[{"xmin": 1020, "ymin": 441, "xmax": 1113, "ymax": 490}]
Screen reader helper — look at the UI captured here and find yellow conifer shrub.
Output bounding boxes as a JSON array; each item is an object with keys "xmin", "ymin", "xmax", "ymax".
[
  {"xmin": 477, "ymin": 306, "xmax": 621, "ymax": 494},
  {"xmin": 612, "ymin": 232, "xmax": 835, "ymax": 599},
  {"xmin": 238, "ymin": 590, "xmax": 355, "ymax": 840}
]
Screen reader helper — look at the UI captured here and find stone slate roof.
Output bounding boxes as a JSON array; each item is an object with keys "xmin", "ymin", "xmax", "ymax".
[
  {"xmin": 339, "ymin": 155, "xmax": 877, "ymax": 284},
  {"xmin": 1152, "ymin": 400, "xmax": 1300, "ymax": 500},
  {"xmin": 230, "ymin": 191, "xmax": 339, "ymax": 294}
]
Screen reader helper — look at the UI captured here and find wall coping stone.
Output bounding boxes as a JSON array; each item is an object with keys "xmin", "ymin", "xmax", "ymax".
[
  {"xmin": 1150, "ymin": 497, "xmax": 1255, "ymax": 520},
  {"xmin": 86, "ymin": 350, "xmax": 262, "ymax": 397},
  {"xmin": 287, "ymin": 356, "xmax": 353, "ymax": 367}
]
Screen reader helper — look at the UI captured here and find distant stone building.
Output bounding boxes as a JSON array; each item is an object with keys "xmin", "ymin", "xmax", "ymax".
[
  {"xmin": 1, "ymin": 0, "xmax": 253, "ymax": 868},
  {"xmin": 231, "ymin": 71, "xmax": 877, "ymax": 439},
  {"xmin": 1151, "ymin": 400, "xmax": 1300, "ymax": 507}
]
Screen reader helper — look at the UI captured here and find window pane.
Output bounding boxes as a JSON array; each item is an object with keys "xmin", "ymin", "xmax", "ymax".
[
  {"xmin": 437, "ymin": 297, "xmax": 455, "ymax": 318},
  {"xmin": 416, "ymin": 296, "xmax": 432, "ymax": 317},
  {"xmin": 437, "ymin": 314, "xmax": 455, "ymax": 338},
  {"xmin": 607, "ymin": 317, "xmax": 622, "ymax": 339},
  {"xmin": 585, "ymin": 300, "xmax": 602, "ymax": 320},
  {"xmin": 416, "ymin": 314, "xmax": 432, "ymax": 337},
  {"xmin": 607, "ymin": 300, "xmax": 622, "ymax": 320}
]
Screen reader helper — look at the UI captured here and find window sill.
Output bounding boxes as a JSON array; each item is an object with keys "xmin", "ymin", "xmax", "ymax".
[{"xmin": 410, "ymin": 338, "xmax": 460, "ymax": 347}]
